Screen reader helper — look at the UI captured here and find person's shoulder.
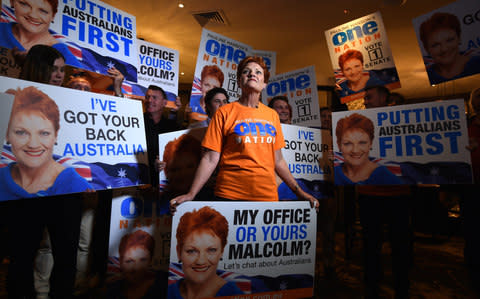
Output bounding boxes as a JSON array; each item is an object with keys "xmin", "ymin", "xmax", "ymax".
[
  {"xmin": 166, "ymin": 280, "xmax": 182, "ymax": 299},
  {"xmin": 57, "ymin": 167, "xmax": 91, "ymax": 190},
  {"xmin": 370, "ymin": 165, "xmax": 402, "ymax": 184},
  {"xmin": 217, "ymin": 281, "xmax": 244, "ymax": 296}
]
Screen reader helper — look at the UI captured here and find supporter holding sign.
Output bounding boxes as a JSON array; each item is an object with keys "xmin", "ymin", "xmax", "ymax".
[{"xmin": 170, "ymin": 56, "xmax": 319, "ymax": 212}]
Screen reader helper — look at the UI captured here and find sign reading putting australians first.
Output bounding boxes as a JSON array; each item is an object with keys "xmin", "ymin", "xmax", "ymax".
[
  {"xmin": 169, "ymin": 201, "xmax": 317, "ymax": 299},
  {"xmin": 0, "ymin": 76, "xmax": 149, "ymax": 202},
  {"xmin": 332, "ymin": 100, "xmax": 473, "ymax": 185},
  {"xmin": 1, "ymin": 0, "xmax": 139, "ymax": 85}
]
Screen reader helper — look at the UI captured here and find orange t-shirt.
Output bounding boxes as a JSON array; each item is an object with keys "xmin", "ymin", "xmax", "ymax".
[{"xmin": 202, "ymin": 102, "xmax": 285, "ymax": 201}]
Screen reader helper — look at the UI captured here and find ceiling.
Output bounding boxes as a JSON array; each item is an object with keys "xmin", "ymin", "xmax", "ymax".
[{"xmin": 103, "ymin": 0, "xmax": 479, "ymax": 101}]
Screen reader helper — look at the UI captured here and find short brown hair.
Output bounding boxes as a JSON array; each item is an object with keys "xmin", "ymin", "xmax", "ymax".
[
  {"xmin": 118, "ymin": 230, "xmax": 155, "ymax": 261},
  {"xmin": 338, "ymin": 50, "xmax": 364, "ymax": 71},
  {"xmin": 419, "ymin": 13, "xmax": 461, "ymax": 52},
  {"xmin": 176, "ymin": 206, "xmax": 229, "ymax": 255},
  {"xmin": 335, "ymin": 113, "xmax": 374, "ymax": 148},
  {"xmin": 201, "ymin": 65, "xmax": 224, "ymax": 86},
  {"xmin": 237, "ymin": 56, "xmax": 270, "ymax": 83},
  {"xmin": 7, "ymin": 87, "xmax": 60, "ymax": 135}
]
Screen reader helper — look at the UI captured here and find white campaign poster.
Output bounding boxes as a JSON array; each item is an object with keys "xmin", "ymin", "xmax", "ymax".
[
  {"xmin": 168, "ymin": 201, "xmax": 316, "ymax": 299},
  {"xmin": 252, "ymin": 49, "xmax": 277, "ymax": 76},
  {"xmin": 189, "ymin": 29, "xmax": 252, "ymax": 121},
  {"xmin": 280, "ymin": 124, "xmax": 333, "ymax": 201},
  {"xmin": 332, "ymin": 100, "xmax": 473, "ymax": 185},
  {"xmin": 106, "ymin": 189, "xmax": 171, "ymax": 297},
  {"xmin": 412, "ymin": 0, "xmax": 480, "ymax": 85},
  {"xmin": 0, "ymin": 76, "xmax": 149, "ymax": 201},
  {"xmin": 1, "ymin": 0, "xmax": 139, "ymax": 90},
  {"xmin": 263, "ymin": 66, "xmax": 321, "ymax": 127},
  {"xmin": 325, "ymin": 11, "xmax": 401, "ymax": 104},
  {"xmin": 133, "ymin": 39, "xmax": 180, "ymax": 105}
]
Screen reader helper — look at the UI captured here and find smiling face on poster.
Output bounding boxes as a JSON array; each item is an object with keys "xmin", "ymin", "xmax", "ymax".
[
  {"xmin": 324, "ymin": 11, "xmax": 401, "ymax": 104},
  {"xmin": 332, "ymin": 100, "xmax": 473, "ymax": 185},
  {"xmin": 168, "ymin": 201, "xmax": 317, "ymax": 299},
  {"xmin": 0, "ymin": 76, "xmax": 148, "ymax": 201},
  {"xmin": 0, "ymin": 0, "xmax": 139, "ymax": 85},
  {"xmin": 412, "ymin": 0, "xmax": 480, "ymax": 85},
  {"xmin": 107, "ymin": 190, "xmax": 172, "ymax": 298}
]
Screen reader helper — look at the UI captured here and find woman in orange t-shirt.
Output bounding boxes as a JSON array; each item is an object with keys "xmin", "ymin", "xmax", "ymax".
[{"xmin": 170, "ymin": 56, "xmax": 319, "ymax": 213}]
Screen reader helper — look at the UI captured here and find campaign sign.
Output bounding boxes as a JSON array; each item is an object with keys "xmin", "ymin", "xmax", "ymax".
[
  {"xmin": 325, "ymin": 11, "xmax": 401, "ymax": 104},
  {"xmin": 168, "ymin": 201, "xmax": 316, "ymax": 299},
  {"xmin": 332, "ymin": 100, "xmax": 473, "ymax": 185},
  {"xmin": 133, "ymin": 39, "xmax": 180, "ymax": 106},
  {"xmin": 157, "ymin": 127, "xmax": 208, "ymax": 193},
  {"xmin": 263, "ymin": 66, "xmax": 321, "ymax": 127},
  {"xmin": 189, "ymin": 29, "xmax": 252, "ymax": 121},
  {"xmin": 280, "ymin": 124, "xmax": 333, "ymax": 201},
  {"xmin": 412, "ymin": 0, "xmax": 480, "ymax": 85},
  {"xmin": 252, "ymin": 49, "xmax": 277, "ymax": 76},
  {"xmin": 1, "ymin": 0, "xmax": 139, "ymax": 85},
  {"xmin": 0, "ymin": 76, "xmax": 149, "ymax": 202},
  {"xmin": 106, "ymin": 189, "xmax": 171, "ymax": 298},
  {"xmin": 0, "ymin": 47, "xmax": 21, "ymax": 79}
]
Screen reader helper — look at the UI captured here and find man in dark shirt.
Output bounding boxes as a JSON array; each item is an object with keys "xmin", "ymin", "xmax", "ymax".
[{"xmin": 144, "ymin": 85, "xmax": 180, "ymax": 187}]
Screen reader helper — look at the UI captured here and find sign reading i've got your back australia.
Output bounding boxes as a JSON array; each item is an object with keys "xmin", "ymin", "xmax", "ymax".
[
  {"xmin": 325, "ymin": 11, "xmax": 401, "ymax": 104},
  {"xmin": 0, "ymin": 77, "xmax": 149, "ymax": 202},
  {"xmin": 263, "ymin": 66, "xmax": 320, "ymax": 127}
]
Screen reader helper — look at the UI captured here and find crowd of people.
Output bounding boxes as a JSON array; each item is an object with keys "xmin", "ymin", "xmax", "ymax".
[{"xmin": 0, "ymin": 41, "xmax": 478, "ymax": 299}]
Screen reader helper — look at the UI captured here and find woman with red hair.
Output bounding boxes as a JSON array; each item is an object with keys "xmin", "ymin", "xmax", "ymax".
[
  {"xmin": 419, "ymin": 12, "xmax": 480, "ymax": 84},
  {"xmin": 0, "ymin": 0, "xmax": 81, "ymax": 67},
  {"xmin": 337, "ymin": 50, "xmax": 386, "ymax": 98},
  {"xmin": 107, "ymin": 229, "xmax": 168, "ymax": 298},
  {"xmin": 171, "ymin": 56, "xmax": 319, "ymax": 212},
  {"xmin": 168, "ymin": 206, "xmax": 242, "ymax": 298}
]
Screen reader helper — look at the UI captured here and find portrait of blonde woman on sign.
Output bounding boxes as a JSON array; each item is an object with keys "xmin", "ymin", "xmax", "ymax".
[
  {"xmin": 334, "ymin": 113, "xmax": 401, "ymax": 185},
  {"xmin": 170, "ymin": 56, "xmax": 319, "ymax": 213},
  {"xmin": 106, "ymin": 230, "xmax": 168, "ymax": 299},
  {"xmin": 0, "ymin": 0, "xmax": 82, "ymax": 67},
  {"xmin": 168, "ymin": 206, "xmax": 243, "ymax": 299},
  {"xmin": 419, "ymin": 12, "xmax": 480, "ymax": 85},
  {"xmin": 337, "ymin": 49, "xmax": 386, "ymax": 98},
  {"xmin": 0, "ymin": 86, "xmax": 91, "ymax": 200}
]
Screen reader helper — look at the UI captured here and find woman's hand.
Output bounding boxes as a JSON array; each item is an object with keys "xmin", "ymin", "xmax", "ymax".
[
  {"xmin": 107, "ymin": 67, "xmax": 124, "ymax": 97},
  {"xmin": 170, "ymin": 193, "xmax": 195, "ymax": 215},
  {"xmin": 296, "ymin": 189, "xmax": 320, "ymax": 212},
  {"xmin": 155, "ymin": 156, "xmax": 166, "ymax": 172}
]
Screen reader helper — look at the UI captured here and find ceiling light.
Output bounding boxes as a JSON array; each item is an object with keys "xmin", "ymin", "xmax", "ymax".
[
  {"xmin": 180, "ymin": 72, "xmax": 185, "ymax": 76},
  {"xmin": 178, "ymin": 3, "xmax": 184, "ymax": 8}
]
